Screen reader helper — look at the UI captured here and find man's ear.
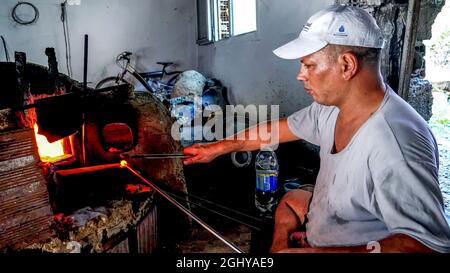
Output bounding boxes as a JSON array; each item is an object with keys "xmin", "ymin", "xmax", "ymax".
[{"xmin": 339, "ymin": 52, "xmax": 358, "ymax": 80}]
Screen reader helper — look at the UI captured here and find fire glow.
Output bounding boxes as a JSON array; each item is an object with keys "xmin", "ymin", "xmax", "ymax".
[
  {"xmin": 120, "ymin": 160, "xmax": 128, "ymax": 167},
  {"xmin": 33, "ymin": 123, "xmax": 66, "ymax": 162}
]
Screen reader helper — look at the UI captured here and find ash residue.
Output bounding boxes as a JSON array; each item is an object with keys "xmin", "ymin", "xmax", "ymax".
[{"xmin": 26, "ymin": 198, "xmax": 154, "ymax": 253}]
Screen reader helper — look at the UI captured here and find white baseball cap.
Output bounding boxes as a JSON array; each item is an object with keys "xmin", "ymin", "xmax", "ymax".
[{"xmin": 273, "ymin": 4, "xmax": 385, "ymax": 59}]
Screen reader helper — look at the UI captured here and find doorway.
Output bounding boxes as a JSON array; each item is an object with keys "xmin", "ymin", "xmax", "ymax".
[{"xmin": 424, "ymin": 1, "xmax": 450, "ymax": 218}]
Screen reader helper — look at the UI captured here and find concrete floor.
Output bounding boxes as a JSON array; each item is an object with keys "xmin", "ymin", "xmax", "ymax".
[
  {"xmin": 170, "ymin": 205, "xmax": 275, "ymax": 254},
  {"xmin": 176, "ymin": 223, "xmax": 252, "ymax": 253}
]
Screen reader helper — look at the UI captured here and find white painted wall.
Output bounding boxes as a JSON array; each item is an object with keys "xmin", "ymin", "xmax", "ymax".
[
  {"xmin": 1, "ymin": 0, "xmax": 333, "ymax": 116},
  {"xmin": 197, "ymin": 0, "xmax": 333, "ymax": 117},
  {"xmin": 0, "ymin": 0, "xmax": 197, "ymax": 88}
]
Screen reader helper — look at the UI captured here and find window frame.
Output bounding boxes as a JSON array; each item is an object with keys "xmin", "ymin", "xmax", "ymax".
[{"xmin": 196, "ymin": 0, "xmax": 215, "ymax": 45}]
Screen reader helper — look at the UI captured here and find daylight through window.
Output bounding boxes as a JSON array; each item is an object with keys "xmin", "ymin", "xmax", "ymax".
[{"xmin": 197, "ymin": 0, "xmax": 257, "ymax": 44}]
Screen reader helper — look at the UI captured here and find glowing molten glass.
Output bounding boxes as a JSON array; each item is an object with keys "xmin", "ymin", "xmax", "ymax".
[
  {"xmin": 120, "ymin": 160, "xmax": 128, "ymax": 167},
  {"xmin": 33, "ymin": 123, "xmax": 65, "ymax": 162}
]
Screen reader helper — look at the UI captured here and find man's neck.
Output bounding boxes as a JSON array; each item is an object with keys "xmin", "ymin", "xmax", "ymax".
[{"xmin": 337, "ymin": 72, "xmax": 386, "ymax": 121}]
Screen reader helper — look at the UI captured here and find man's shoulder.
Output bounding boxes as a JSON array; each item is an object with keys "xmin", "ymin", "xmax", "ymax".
[
  {"xmin": 363, "ymin": 91, "xmax": 437, "ymax": 163},
  {"xmin": 376, "ymin": 91, "xmax": 433, "ymax": 142}
]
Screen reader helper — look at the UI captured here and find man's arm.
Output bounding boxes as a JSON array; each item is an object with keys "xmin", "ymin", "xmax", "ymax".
[
  {"xmin": 277, "ymin": 234, "xmax": 435, "ymax": 253},
  {"xmin": 183, "ymin": 118, "xmax": 300, "ymax": 165}
]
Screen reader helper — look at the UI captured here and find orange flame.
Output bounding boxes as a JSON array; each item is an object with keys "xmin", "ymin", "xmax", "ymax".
[{"xmin": 33, "ymin": 123, "xmax": 65, "ymax": 162}]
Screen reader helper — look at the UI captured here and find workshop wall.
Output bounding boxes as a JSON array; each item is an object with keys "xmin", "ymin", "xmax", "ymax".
[
  {"xmin": 0, "ymin": 0, "xmax": 197, "ymax": 89},
  {"xmin": 336, "ymin": 0, "xmax": 446, "ymax": 121},
  {"xmin": 197, "ymin": 0, "xmax": 334, "ymax": 118}
]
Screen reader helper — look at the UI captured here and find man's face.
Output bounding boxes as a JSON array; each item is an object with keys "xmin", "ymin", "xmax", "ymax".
[{"xmin": 296, "ymin": 48, "xmax": 342, "ymax": 106}]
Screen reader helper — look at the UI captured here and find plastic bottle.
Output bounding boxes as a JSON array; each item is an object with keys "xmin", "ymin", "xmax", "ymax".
[{"xmin": 255, "ymin": 149, "xmax": 279, "ymax": 217}]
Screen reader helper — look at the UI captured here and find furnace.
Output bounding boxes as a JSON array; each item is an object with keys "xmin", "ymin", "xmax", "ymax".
[{"xmin": 0, "ymin": 50, "xmax": 189, "ymax": 253}]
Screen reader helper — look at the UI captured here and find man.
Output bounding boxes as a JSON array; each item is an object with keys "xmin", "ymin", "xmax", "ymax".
[{"xmin": 183, "ymin": 4, "xmax": 450, "ymax": 252}]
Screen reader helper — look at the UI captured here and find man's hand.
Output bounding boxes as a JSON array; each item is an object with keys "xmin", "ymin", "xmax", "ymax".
[{"xmin": 183, "ymin": 143, "xmax": 221, "ymax": 165}]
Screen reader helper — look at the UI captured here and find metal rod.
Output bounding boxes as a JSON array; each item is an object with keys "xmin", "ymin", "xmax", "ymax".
[
  {"xmin": 165, "ymin": 191, "xmax": 262, "ymax": 231},
  {"xmin": 82, "ymin": 34, "xmax": 89, "ymax": 165},
  {"xmin": 123, "ymin": 163, "xmax": 244, "ymax": 253},
  {"xmin": 81, "ymin": 113, "xmax": 86, "ymax": 166},
  {"xmin": 120, "ymin": 153, "xmax": 190, "ymax": 159},
  {"xmin": 175, "ymin": 190, "xmax": 265, "ymax": 224},
  {"xmin": 83, "ymin": 34, "xmax": 88, "ymax": 91},
  {"xmin": 54, "ymin": 163, "xmax": 121, "ymax": 176}
]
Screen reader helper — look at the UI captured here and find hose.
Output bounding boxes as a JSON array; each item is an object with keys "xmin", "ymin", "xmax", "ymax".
[{"xmin": 11, "ymin": 2, "xmax": 39, "ymax": 25}]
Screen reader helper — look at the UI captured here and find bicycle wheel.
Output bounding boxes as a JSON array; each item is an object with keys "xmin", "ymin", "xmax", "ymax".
[{"xmin": 95, "ymin": 76, "xmax": 130, "ymax": 89}]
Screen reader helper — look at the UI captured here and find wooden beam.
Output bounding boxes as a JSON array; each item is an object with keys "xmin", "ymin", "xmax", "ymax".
[{"xmin": 398, "ymin": 0, "xmax": 421, "ymax": 100}]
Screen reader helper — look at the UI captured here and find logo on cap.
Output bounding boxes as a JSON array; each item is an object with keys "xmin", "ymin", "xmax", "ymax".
[
  {"xmin": 302, "ymin": 22, "xmax": 312, "ymax": 33},
  {"xmin": 333, "ymin": 25, "xmax": 348, "ymax": 37}
]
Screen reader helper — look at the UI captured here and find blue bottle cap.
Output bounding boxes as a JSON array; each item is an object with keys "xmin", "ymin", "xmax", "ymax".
[{"xmin": 284, "ymin": 182, "xmax": 301, "ymax": 193}]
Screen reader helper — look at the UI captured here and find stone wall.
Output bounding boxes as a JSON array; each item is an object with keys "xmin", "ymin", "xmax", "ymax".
[{"xmin": 335, "ymin": 0, "xmax": 446, "ymax": 121}]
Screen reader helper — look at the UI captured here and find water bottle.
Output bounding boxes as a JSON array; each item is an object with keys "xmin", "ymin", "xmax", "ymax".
[{"xmin": 255, "ymin": 149, "xmax": 279, "ymax": 217}]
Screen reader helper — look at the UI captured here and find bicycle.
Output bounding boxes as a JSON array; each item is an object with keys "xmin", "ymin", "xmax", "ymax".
[
  {"xmin": 96, "ymin": 52, "xmax": 232, "ymax": 144},
  {"xmin": 95, "ymin": 51, "xmax": 183, "ymax": 102}
]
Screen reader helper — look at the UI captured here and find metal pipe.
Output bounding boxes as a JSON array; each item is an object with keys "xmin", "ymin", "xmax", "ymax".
[
  {"xmin": 120, "ymin": 153, "xmax": 190, "ymax": 159},
  {"xmin": 83, "ymin": 34, "xmax": 88, "ymax": 92},
  {"xmin": 81, "ymin": 34, "xmax": 88, "ymax": 166},
  {"xmin": 54, "ymin": 163, "xmax": 121, "ymax": 176},
  {"xmin": 123, "ymin": 163, "xmax": 244, "ymax": 253},
  {"xmin": 165, "ymin": 191, "xmax": 263, "ymax": 231},
  {"xmin": 81, "ymin": 113, "xmax": 86, "ymax": 166}
]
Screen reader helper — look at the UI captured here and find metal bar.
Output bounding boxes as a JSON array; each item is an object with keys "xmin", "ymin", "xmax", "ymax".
[
  {"xmin": 81, "ymin": 113, "xmax": 86, "ymax": 166},
  {"xmin": 54, "ymin": 163, "xmax": 121, "ymax": 176},
  {"xmin": 156, "ymin": 185, "xmax": 265, "ymax": 225},
  {"xmin": 83, "ymin": 34, "xmax": 88, "ymax": 92},
  {"xmin": 123, "ymin": 163, "xmax": 244, "ymax": 253},
  {"xmin": 175, "ymin": 190, "xmax": 265, "ymax": 224},
  {"xmin": 120, "ymin": 153, "xmax": 190, "ymax": 159},
  {"xmin": 166, "ymin": 191, "xmax": 262, "ymax": 231},
  {"xmin": 81, "ymin": 34, "xmax": 88, "ymax": 166}
]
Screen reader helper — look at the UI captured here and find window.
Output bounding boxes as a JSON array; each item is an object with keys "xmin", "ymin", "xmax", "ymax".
[
  {"xmin": 197, "ymin": 0, "xmax": 257, "ymax": 45},
  {"xmin": 232, "ymin": 0, "xmax": 257, "ymax": 36}
]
